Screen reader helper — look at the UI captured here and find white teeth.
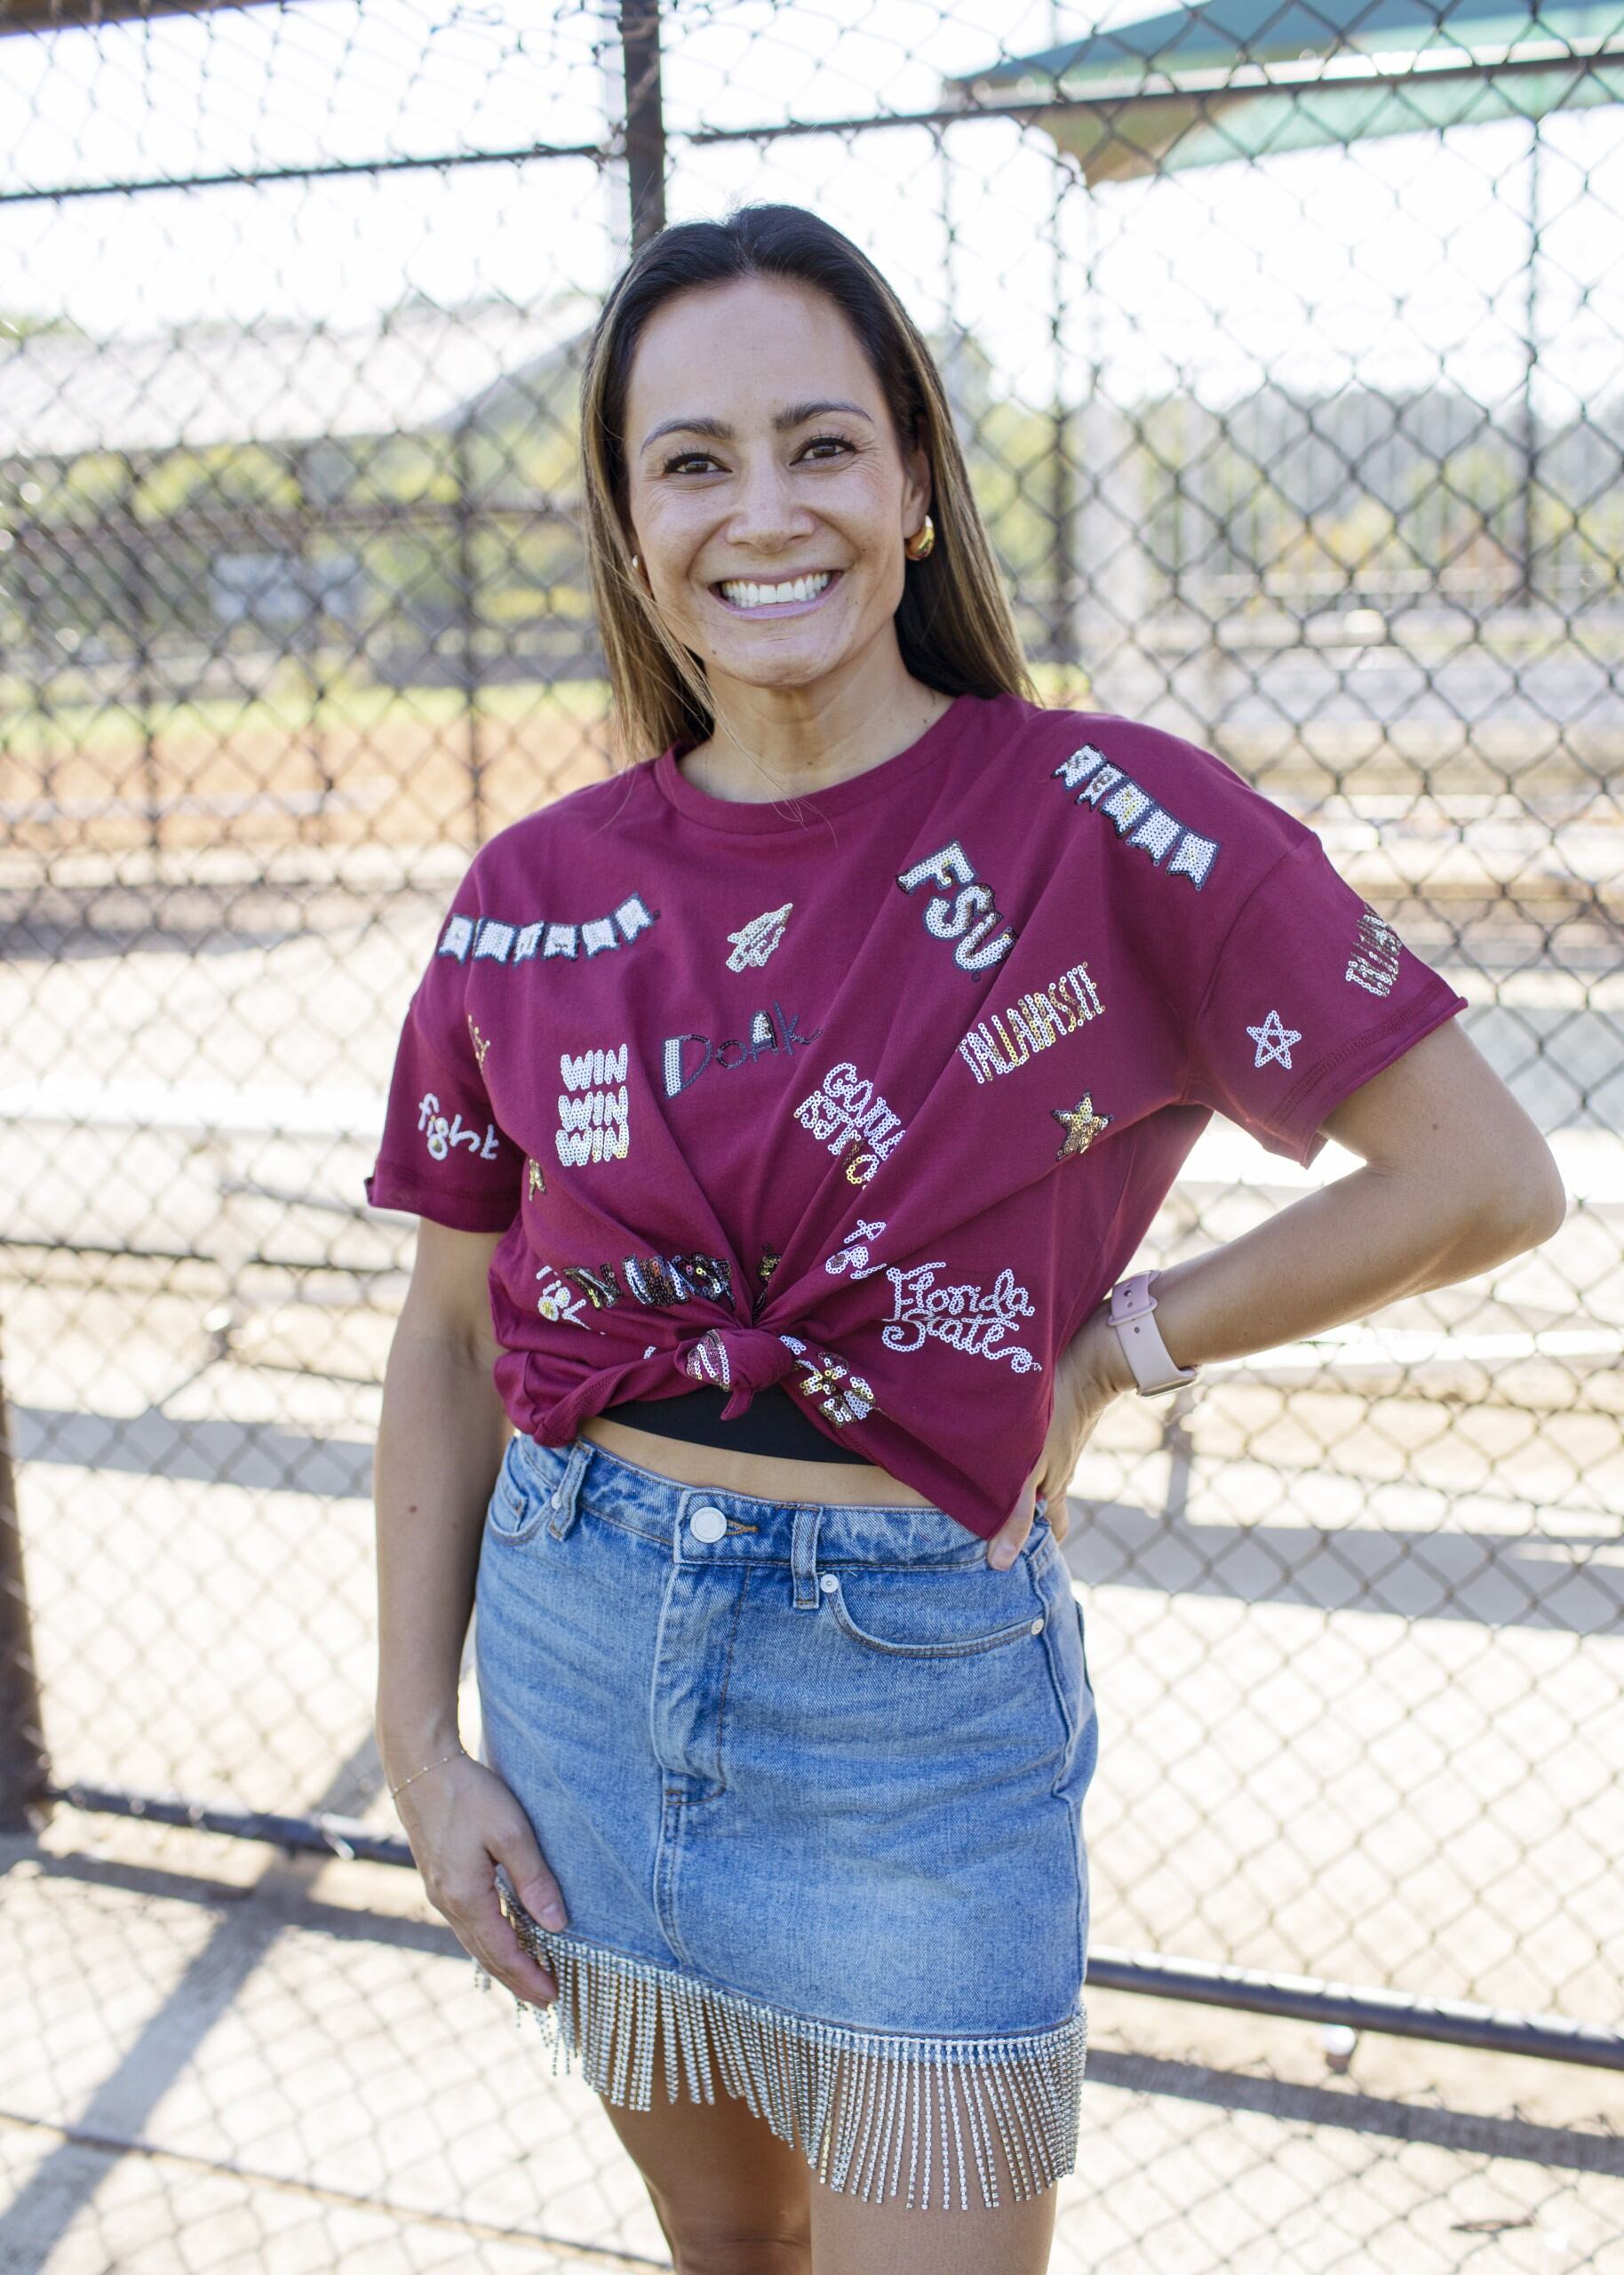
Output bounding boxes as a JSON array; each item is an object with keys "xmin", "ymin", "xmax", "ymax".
[{"xmin": 718, "ymin": 571, "xmax": 834, "ymax": 609}]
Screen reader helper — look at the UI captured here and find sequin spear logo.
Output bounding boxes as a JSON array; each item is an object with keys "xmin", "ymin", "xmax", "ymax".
[{"xmin": 727, "ymin": 902, "xmax": 794, "ymax": 970}]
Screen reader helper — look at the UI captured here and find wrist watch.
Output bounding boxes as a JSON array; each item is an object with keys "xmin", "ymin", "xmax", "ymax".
[{"xmin": 1107, "ymin": 1270, "xmax": 1198, "ymax": 1396}]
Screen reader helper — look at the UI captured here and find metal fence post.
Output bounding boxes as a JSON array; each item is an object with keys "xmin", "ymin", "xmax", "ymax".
[
  {"xmin": 451, "ymin": 410, "xmax": 485, "ymax": 850},
  {"xmin": 618, "ymin": 0, "xmax": 665, "ymax": 250},
  {"xmin": 0, "ymin": 1345, "xmax": 50, "ymax": 1832}
]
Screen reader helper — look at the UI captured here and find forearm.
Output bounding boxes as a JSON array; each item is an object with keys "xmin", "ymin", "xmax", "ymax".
[
  {"xmin": 373, "ymin": 1325, "xmax": 512, "ymax": 1776},
  {"xmin": 1082, "ymin": 1161, "xmax": 1552, "ymax": 1394}
]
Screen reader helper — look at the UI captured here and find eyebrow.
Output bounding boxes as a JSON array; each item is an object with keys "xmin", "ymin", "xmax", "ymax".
[{"xmin": 639, "ymin": 400, "xmax": 875, "ymax": 457}]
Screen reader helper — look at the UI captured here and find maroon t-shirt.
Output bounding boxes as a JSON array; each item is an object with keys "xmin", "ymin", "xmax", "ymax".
[{"xmin": 363, "ymin": 691, "xmax": 1467, "ymax": 1538}]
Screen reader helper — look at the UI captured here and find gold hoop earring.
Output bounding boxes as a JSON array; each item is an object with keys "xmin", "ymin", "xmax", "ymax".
[{"xmin": 904, "ymin": 513, "xmax": 935, "ymax": 562}]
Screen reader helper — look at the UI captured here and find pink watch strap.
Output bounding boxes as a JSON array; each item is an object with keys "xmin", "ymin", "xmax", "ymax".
[
  {"xmin": 1108, "ymin": 1271, "xmax": 1198, "ymax": 1395},
  {"xmin": 1109, "ymin": 1271, "xmax": 1159, "ymax": 1327}
]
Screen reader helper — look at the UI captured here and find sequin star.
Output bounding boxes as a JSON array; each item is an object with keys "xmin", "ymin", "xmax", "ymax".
[
  {"xmin": 1052, "ymin": 1092, "xmax": 1111, "ymax": 1161},
  {"xmin": 1246, "ymin": 1008, "xmax": 1302, "ymax": 1070}
]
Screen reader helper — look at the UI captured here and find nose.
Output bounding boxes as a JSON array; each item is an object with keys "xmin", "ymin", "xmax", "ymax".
[{"xmin": 721, "ymin": 454, "xmax": 816, "ymax": 554}]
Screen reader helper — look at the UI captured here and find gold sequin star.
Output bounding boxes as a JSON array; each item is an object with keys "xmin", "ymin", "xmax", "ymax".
[{"xmin": 1052, "ymin": 1092, "xmax": 1111, "ymax": 1161}]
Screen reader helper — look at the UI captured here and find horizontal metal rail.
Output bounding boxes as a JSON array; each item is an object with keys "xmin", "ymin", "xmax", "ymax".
[
  {"xmin": 40, "ymin": 1779, "xmax": 1624, "ymax": 2072},
  {"xmin": 7, "ymin": 43, "xmax": 1622, "ymax": 205}
]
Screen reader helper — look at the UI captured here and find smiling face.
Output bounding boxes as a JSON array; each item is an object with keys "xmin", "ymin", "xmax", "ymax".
[{"xmin": 621, "ymin": 273, "xmax": 931, "ymax": 704}]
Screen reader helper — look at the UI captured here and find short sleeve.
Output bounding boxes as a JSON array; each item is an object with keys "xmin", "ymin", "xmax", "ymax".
[
  {"xmin": 362, "ymin": 872, "xmax": 526, "ymax": 1233},
  {"xmin": 1180, "ymin": 833, "xmax": 1469, "ymax": 1169}
]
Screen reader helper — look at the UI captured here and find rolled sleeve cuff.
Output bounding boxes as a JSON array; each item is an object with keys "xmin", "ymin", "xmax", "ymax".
[
  {"xmin": 362, "ymin": 1161, "xmax": 520, "ymax": 1233},
  {"xmin": 1270, "ymin": 976, "xmax": 1470, "ymax": 1169}
]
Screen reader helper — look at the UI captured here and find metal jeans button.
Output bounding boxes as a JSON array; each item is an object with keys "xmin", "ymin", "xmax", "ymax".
[{"xmin": 689, "ymin": 1505, "xmax": 728, "ymax": 1543}]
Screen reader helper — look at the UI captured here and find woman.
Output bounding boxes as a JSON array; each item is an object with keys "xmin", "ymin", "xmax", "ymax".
[{"xmin": 365, "ymin": 204, "xmax": 1564, "ymax": 2273}]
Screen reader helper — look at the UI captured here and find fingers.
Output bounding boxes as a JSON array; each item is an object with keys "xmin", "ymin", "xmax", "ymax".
[
  {"xmin": 514, "ymin": 1864, "xmax": 569, "ymax": 1934},
  {"xmin": 449, "ymin": 1817, "xmax": 571, "ymax": 2008},
  {"xmin": 498, "ymin": 1841, "xmax": 571, "ymax": 2000},
  {"xmin": 987, "ymin": 1503, "xmax": 1031, "ymax": 1569},
  {"xmin": 988, "ymin": 1487, "xmax": 1071, "ymax": 1565},
  {"xmin": 411, "ymin": 1765, "xmax": 571, "ymax": 2009},
  {"xmin": 466, "ymin": 1876, "xmax": 561, "ymax": 2007}
]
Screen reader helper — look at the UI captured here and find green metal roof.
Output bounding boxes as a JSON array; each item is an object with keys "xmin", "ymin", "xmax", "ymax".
[{"xmin": 950, "ymin": 0, "xmax": 1624, "ymax": 179}]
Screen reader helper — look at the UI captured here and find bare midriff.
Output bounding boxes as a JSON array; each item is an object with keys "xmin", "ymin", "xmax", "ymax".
[{"xmin": 577, "ymin": 1412, "xmax": 938, "ymax": 1508}]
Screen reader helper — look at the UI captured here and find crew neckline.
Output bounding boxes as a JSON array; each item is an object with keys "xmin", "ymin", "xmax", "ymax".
[{"xmin": 650, "ymin": 691, "xmax": 977, "ymax": 835}]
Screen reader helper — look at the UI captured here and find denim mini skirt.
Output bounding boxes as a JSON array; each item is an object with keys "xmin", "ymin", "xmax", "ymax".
[{"xmin": 470, "ymin": 1429, "xmax": 1100, "ymax": 2211}]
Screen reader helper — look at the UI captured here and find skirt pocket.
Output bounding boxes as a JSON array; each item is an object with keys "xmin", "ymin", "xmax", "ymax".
[
  {"xmin": 1034, "ymin": 1552, "xmax": 1096, "ymax": 1796},
  {"xmin": 822, "ymin": 1530, "xmax": 1061, "ymax": 1661},
  {"xmin": 484, "ymin": 1436, "xmax": 550, "ymax": 1546}
]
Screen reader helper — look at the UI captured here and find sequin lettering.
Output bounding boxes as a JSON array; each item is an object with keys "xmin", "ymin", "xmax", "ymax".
[
  {"xmin": 880, "ymin": 1263, "xmax": 1042, "ymax": 1372},
  {"xmin": 895, "ymin": 839, "xmax": 1017, "ymax": 973},
  {"xmin": 777, "ymin": 1333, "xmax": 880, "ymax": 1426},
  {"xmin": 663, "ymin": 1002, "xmax": 822, "ymax": 1097},
  {"xmin": 958, "ymin": 962, "xmax": 1104, "ymax": 1083},
  {"xmin": 682, "ymin": 1329, "xmax": 734, "ymax": 1389},
  {"xmin": 824, "ymin": 1217, "xmax": 888, "ymax": 1280},
  {"xmin": 535, "ymin": 1265, "xmax": 589, "ymax": 1327},
  {"xmin": 1052, "ymin": 745, "xmax": 1222, "ymax": 889},
  {"xmin": 556, "ymin": 1044, "xmax": 630, "ymax": 1165},
  {"xmin": 556, "ymin": 1249, "xmax": 735, "ymax": 1315},
  {"xmin": 793, "ymin": 1061, "xmax": 907, "ymax": 1186},
  {"xmin": 416, "ymin": 1090, "xmax": 502, "ymax": 1163},
  {"xmin": 1345, "ymin": 906, "xmax": 1401, "ymax": 998},
  {"xmin": 555, "ymin": 1090, "xmax": 629, "ymax": 1162},
  {"xmin": 560, "ymin": 1261, "xmax": 623, "ymax": 1310},
  {"xmin": 436, "ymin": 894, "xmax": 658, "ymax": 963}
]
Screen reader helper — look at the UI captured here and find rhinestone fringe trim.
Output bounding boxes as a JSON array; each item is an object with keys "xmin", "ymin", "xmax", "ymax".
[{"xmin": 473, "ymin": 1888, "xmax": 1087, "ymax": 2210}]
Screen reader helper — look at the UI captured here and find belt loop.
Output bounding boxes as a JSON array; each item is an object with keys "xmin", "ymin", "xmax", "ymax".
[
  {"xmin": 545, "ymin": 1435, "xmax": 593, "ymax": 1540},
  {"xmin": 790, "ymin": 1502, "xmax": 824, "ymax": 1609}
]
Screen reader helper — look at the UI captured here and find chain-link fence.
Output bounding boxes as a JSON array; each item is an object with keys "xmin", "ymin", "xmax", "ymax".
[{"xmin": 3, "ymin": 0, "xmax": 1621, "ymax": 2265}]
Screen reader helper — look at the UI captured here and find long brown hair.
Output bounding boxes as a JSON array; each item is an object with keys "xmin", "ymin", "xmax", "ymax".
[{"xmin": 577, "ymin": 201, "xmax": 1038, "ymax": 770}]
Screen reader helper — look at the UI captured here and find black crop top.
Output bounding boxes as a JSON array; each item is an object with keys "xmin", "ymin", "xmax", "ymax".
[{"xmin": 601, "ymin": 1382, "xmax": 872, "ymax": 1464}]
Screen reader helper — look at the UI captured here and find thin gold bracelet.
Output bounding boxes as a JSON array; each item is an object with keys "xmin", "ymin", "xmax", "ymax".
[{"xmin": 388, "ymin": 1744, "xmax": 467, "ymax": 1800}]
